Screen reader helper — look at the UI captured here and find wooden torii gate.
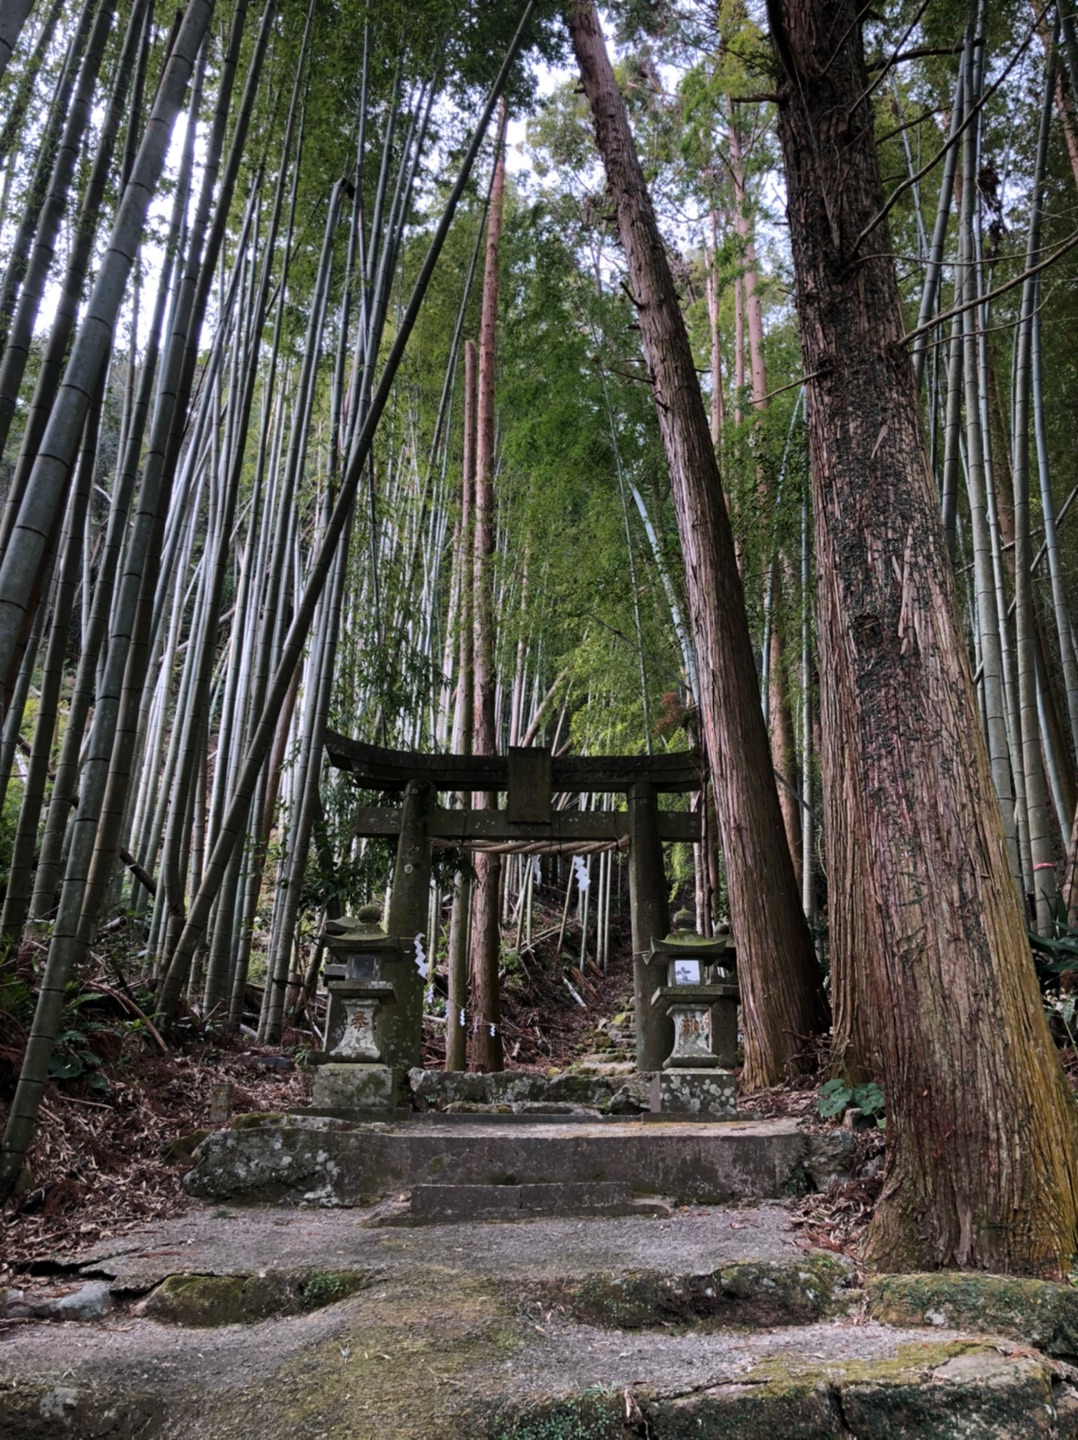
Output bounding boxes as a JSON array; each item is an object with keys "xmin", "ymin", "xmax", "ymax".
[{"xmin": 324, "ymin": 731, "xmax": 703, "ymax": 1070}]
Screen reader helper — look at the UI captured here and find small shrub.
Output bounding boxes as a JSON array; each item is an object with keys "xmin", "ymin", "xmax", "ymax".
[{"xmin": 817, "ymin": 1077, "xmax": 886, "ymax": 1128}]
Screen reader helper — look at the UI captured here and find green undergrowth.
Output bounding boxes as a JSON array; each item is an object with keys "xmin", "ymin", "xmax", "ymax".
[{"xmin": 483, "ymin": 1394, "xmax": 626, "ymax": 1440}]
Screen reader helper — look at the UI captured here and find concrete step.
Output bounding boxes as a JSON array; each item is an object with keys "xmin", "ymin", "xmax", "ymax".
[{"xmin": 184, "ymin": 1113, "xmax": 853, "ymax": 1208}]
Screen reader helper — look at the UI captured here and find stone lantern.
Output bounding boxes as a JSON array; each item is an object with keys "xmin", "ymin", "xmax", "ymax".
[
  {"xmin": 322, "ymin": 904, "xmax": 397, "ymax": 1062},
  {"xmin": 315, "ymin": 903, "xmax": 408, "ymax": 1112},
  {"xmin": 647, "ymin": 910, "xmax": 738, "ymax": 1118}
]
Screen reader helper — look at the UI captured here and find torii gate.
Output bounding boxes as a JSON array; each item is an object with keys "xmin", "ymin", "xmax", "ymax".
[{"xmin": 324, "ymin": 732, "xmax": 704, "ymax": 1071}]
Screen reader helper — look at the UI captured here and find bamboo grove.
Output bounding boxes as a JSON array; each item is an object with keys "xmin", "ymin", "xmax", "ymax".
[{"xmin": 2, "ymin": 0, "xmax": 1078, "ymax": 1253}]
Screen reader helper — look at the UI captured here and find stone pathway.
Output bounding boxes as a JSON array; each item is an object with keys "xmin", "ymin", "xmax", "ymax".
[{"xmin": 3, "ymin": 1202, "xmax": 1078, "ymax": 1438}]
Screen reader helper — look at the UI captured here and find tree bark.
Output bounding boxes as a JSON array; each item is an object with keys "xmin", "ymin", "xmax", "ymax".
[
  {"xmin": 731, "ymin": 122, "xmax": 804, "ymax": 887},
  {"xmin": 768, "ymin": 0, "xmax": 1078, "ymax": 1273},
  {"xmin": 447, "ymin": 338, "xmax": 477, "ymax": 1072},
  {"xmin": 470, "ymin": 100, "xmax": 508, "ymax": 1073},
  {"xmin": 568, "ymin": 0, "xmax": 826, "ymax": 1088}
]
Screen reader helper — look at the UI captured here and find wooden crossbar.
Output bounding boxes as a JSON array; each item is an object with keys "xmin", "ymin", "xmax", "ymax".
[
  {"xmin": 352, "ymin": 805, "xmax": 700, "ymax": 844},
  {"xmin": 326, "ymin": 731, "xmax": 702, "ymax": 794}
]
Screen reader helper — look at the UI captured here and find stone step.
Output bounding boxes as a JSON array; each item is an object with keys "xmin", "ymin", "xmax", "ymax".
[
  {"xmin": 5, "ymin": 1205, "xmax": 1078, "ymax": 1440},
  {"xmin": 408, "ymin": 1180, "xmax": 670, "ymax": 1222},
  {"xmin": 491, "ymin": 1346, "xmax": 1071, "ymax": 1440},
  {"xmin": 184, "ymin": 1112, "xmax": 853, "ymax": 1208}
]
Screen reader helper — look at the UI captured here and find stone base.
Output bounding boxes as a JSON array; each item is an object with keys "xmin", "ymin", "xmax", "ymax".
[
  {"xmin": 650, "ymin": 1067, "xmax": 736, "ymax": 1118},
  {"xmin": 407, "ymin": 1068, "xmax": 655, "ymax": 1114},
  {"xmin": 312, "ymin": 1063, "xmax": 404, "ymax": 1112}
]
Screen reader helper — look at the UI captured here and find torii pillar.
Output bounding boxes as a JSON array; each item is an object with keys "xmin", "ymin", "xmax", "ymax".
[
  {"xmin": 382, "ymin": 778, "xmax": 433, "ymax": 1070},
  {"xmin": 628, "ymin": 781, "xmax": 672, "ymax": 1070}
]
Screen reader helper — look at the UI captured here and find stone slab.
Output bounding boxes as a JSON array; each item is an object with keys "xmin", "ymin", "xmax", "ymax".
[
  {"xmin": 61, "ymin": 1201, "xmax": 836, "ymax": 1287},
  {"xmin": 651, "ymin": 1066, "xmax": 737, "ymax": 1117},
  {"xmin": 3, "ymin": 1269, "xmax": 1070, "ymax": 1440},
  {"xmin": 838, "ymin": 1350, "xmax": 1059, "ymax": 1438},
  {"xmin": 409, "ymin": 1180, "xmax": 641, "ymax": 1222},
  {"xmin": 518, "ymin": 1181, "xmax": 633, "ymax": 1213},
  {"xmin": 532, "ymin": 1253, "xmax": 851, "ymax": 1331},
  {"xmin": 410, "ymin": 1183, "xmax": 522, "ymax": 1220},
  {"xmin": 184, "ymin": 1114, "xmax": 847, "ymax": 1206}
]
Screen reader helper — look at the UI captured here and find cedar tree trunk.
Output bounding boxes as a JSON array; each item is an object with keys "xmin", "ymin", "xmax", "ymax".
[
  {"xmin": 768, "ymin": 0, "xmax": 1078, "ymax": 1272},
  {"xmin": 470, "ymin": 100, "xmax": 508, "ymax": 1072},
  {"xmin": 446, "ymin": 339, "xmax": 478, "ymax": 1073},
  {"xmin": 568, "ymin": 0, "xmax": 827, "ymax": 1088}
]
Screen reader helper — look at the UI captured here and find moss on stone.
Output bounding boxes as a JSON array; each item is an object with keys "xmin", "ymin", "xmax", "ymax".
[
  {"xmin": 651, "ymin": 1342, "xmax": 1059, "ymax": 1440},
  {"xmin": 0, "ymin": 1381, "xmax": 161, "ymax": 1439},
  {"xmin": 230, "ymin": 1111, "xmax": 285, "ymax": 1130},
  {"xmin": 868, "ymin": 1272, "xmax": 1078, "ymax": 1358},
  {"xmin": 535, "ymin": 1256, "xmax": 851, "ymax": 1331},
  {"xmin": 295, "ymin": 1270, "xmax": 370, "ymax": 1312},
  {"xmin": 141, "ymin": 1267, "xmax": 373, "ymax": 1326},
  {"xmin": 745, "ymin": 1339, "xmax": 975, "ymax": 1387},
  {"xmin": 652, "ymin": 1378, "xmax": 839, "ymax": 1439},
  {"xmin": 161, "ymin": 1129, "xmax": 211, "ymax": 1164},
  {"xmin": 144, "ymin": 1273, "xmax": 248, "ymax": 1326},
  {"xmin": 840, "ymin": 1349, "xmax": 1057, "ymax": 1438},
  {"xmin": 254, "ymin": 1274, "xmax": 525, "ymax": 1440},
  {"xmin": 6, "ymin": 1263, "xmax": 1073, "ymax": 1440}
]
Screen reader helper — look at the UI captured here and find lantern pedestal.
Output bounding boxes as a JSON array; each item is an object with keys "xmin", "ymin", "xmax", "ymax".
[
  {"xmin": 649, "ymin": 1067, "xmax": 737, "ymax": 1119},
  {"xmin": 311, "ymin": 1062, "xmax": 406, "ymax": 1112},
  {"xmin": 653, "ymin": 984, "xmax": 736, "ymax": 1068}
]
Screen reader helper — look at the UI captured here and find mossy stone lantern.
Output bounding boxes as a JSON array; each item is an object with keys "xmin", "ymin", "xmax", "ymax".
[
  {"xmin": 321, "ymin": 903, "xmax": 400, "ymax": 1065},
  {"xmin": 648, "ymin": 910, "xmax": 739, "ymax": 1069}
]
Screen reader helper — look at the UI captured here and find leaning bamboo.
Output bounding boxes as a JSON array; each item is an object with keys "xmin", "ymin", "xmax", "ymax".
[
  {"xmin": 1012, "ymin": 36, "xmax": 1059, "ymax": 930},
  {"xmin": 156, "ymin": 1, "xmax": 541, "ymax": 1023},
  {"xmin": 958, "ymin": 41, "xmax": 1020, "ymax": 885},
  {"xmin": 0, "ymin": 0, "xmax": 117, "ymax": 462},
  {"xmin": 0, "ymin": 0, "xmax": 34, "ymax": 86},
  {"xmin": 0, "ymin": 0, "xmax": 217, "ymax": 1205},
  {"xmin": 0, "ymin": 0, "xmax": 217, "ymax": 707}
]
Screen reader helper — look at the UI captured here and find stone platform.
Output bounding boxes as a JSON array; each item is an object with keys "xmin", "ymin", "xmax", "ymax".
[{"xmin": 183, "ymin": 1112, "xmax": 851, "ymax": 1208}]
